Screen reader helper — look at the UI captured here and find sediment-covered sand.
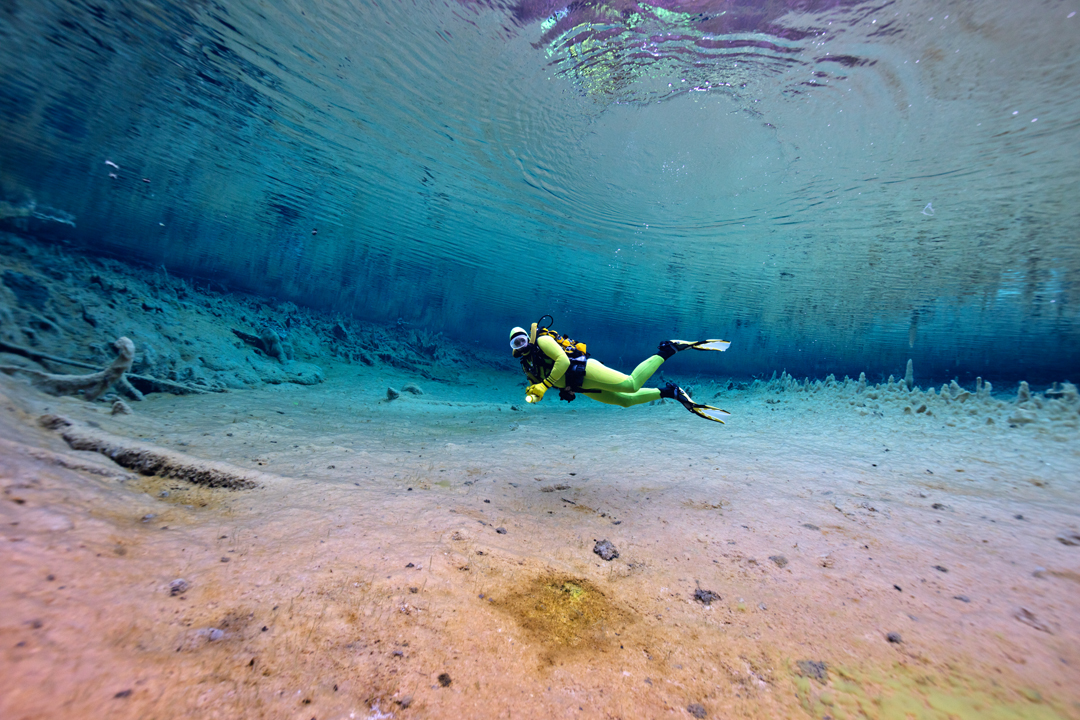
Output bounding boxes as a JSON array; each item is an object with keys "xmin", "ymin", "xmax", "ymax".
[
  {"xmin": 3, "ymin": 362, "xmax": 1079, "ymax": 720},
  {"xmin": 1, "ymin": 236, "xmax": 1079, "ymax": 719}
]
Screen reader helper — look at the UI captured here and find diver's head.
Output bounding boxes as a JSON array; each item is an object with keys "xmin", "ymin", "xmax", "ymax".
[{"xmin": 509, "ymin": 326, "xmax": 530, "ymax": 357}]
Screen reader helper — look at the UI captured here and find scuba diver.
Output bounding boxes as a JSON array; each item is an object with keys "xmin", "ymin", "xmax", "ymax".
[{"xmin": 509, "ymin": 316, "xmax": 731, "ymax": 423}]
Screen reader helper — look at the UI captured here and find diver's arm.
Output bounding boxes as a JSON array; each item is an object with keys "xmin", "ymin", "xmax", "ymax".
[{"xmin": 536, "ymin": 334, "xmax": 570, "ymax": 386}]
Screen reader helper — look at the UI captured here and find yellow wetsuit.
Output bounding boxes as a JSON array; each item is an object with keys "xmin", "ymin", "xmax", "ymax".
[{"xmin": 527, "ymin": 334, "xmax": 664, "ymax": 407}]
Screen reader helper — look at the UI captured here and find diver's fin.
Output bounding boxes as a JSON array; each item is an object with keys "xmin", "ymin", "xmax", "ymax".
[
  {"xmin": 660, "ymin": 383, "xmax": 730, "ymax": 424},
  {"xmin": 670, "ymin": 339, "xmax": 731, "ymax": 352},
  {"xmin": 658, "ymin": 339, "xmax": 731, "ymax": 359},
  {"xmin": 688, "ymin": 404, "xmax": 730, "ymax": 424}
]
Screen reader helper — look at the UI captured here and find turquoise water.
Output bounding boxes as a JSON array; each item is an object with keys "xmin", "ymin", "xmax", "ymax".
[{"xmin": 1, "ymin": 0, "xmax": 1078, "ymax": 382}]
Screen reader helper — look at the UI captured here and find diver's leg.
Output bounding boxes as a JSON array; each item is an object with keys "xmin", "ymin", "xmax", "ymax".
[
  {"xmin": 581, "ymin": 356, "xmax": 664, "ymax": 393},
  {"xmin": 627, "ymin": 354, "xmax": 665, "ymax": 387},
  {"xmin": 585, "ymin": 388, "xmax": 662, "ymax": 408}
]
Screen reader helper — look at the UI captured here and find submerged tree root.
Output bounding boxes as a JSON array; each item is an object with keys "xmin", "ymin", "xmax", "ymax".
[
  {"xmin": 1, "ymin": 337, "xmax": 135, "ymax": 401},
  {"xmin": 0, "ymin": 338, "xmax": 216, "ymax": 396},
  {"xmin": 38, "ymin": 415, "xmax": 269, "ymax": 490}
]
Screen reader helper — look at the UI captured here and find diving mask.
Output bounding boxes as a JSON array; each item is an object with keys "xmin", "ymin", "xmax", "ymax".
[{"xmin": 510, "ymin": 326, "xmax": 530, "ymax": 356}]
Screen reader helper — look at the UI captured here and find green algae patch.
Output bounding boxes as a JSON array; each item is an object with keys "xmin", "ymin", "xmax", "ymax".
[
  {"xmin": 788, "ymin": 660, "xmax": 1069, "ymax": 720},
  {"xmin": 494, "ymin": 573, "xmax": 630, "ymax": 660}
]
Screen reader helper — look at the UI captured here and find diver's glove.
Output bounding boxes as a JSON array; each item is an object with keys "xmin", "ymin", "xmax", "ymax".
[{"xmin": 526, "ymin": 382, "xmax": 548, "ymax": 403}]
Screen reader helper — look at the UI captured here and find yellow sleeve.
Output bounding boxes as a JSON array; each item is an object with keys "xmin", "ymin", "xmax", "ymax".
[{"xmin": 536, "ymin": 334, "xmax": 570, "ymax": 386}]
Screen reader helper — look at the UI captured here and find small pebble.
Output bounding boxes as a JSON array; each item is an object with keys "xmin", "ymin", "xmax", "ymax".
[
  {"xmin": 694, "ymin": 588, "xmax": 720, "ymax": 605},
  {"xmin": 114, "ymin": 689, "xmax": 132, "ymax": 699},
  {"xmin": 398, "ymin": 695, "xmax": 413, "ymax": 708},
  {"xmin": 769, "ymin": 555, "xmax": 788, "ymax": 568},
  {"xmin": 496, "ymin": 527, "xmax": 507, "ymax": 534},
  {"xmin": 886, "ymin": 632, "xmax": 902, "ymax": 643},
  {"xmin": 208, "ymin": 628, "xmax": 224, "ymax": 641},
  {"xmin": 159, "ymin": 491, "xmax": 169, "ymax": 498},
  {"xmin": 932, "ymin": 565, "xmax": 948, "ymax": 572},
  {"xmin": 593, "ymin": 539, "xmax": 619, "ymax": 561},
  {"xmin": 687, "ymin": 703, "xmax": 707, "ymax": 719},
  {"xmin": 954, "ymin": 595, "xmax": 970, "ymax": 603},
  {"xmin": 220, "ymin": 557, "xmax": 230, "ymax": 563},
  {"xmin": 169, "ymin": 579, "xmax": 190, "ymax": 596},
  {"xmin": 438, "ymin": 672, "xmax": 452, "ymax": 687},
  {"xmin": 140, "ymin": 514, "xmax": 156, "ymax": 523},
  {"xmin": 405, "ymin": 563, "xmax": 415, "ymax": 568}
]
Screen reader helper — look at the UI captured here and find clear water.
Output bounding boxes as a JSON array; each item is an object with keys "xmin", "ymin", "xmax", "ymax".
[{"xmin": 1, "ymin": 0, "xmax": 1078, "ymax": 382}]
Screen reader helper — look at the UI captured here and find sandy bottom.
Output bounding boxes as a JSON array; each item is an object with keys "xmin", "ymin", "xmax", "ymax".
[{"xmin": 1, "ymin": 364, "xmax": 1078, "ymax": 720}]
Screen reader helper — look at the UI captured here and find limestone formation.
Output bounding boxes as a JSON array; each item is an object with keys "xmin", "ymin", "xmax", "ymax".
[
  {"xmin": 741, "ymin": 368, "xmax": 1078, "ymax": 433},
  {"xmin": 1017, "ymin": 381, "xmax": 1032, "ymax": 403}
]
